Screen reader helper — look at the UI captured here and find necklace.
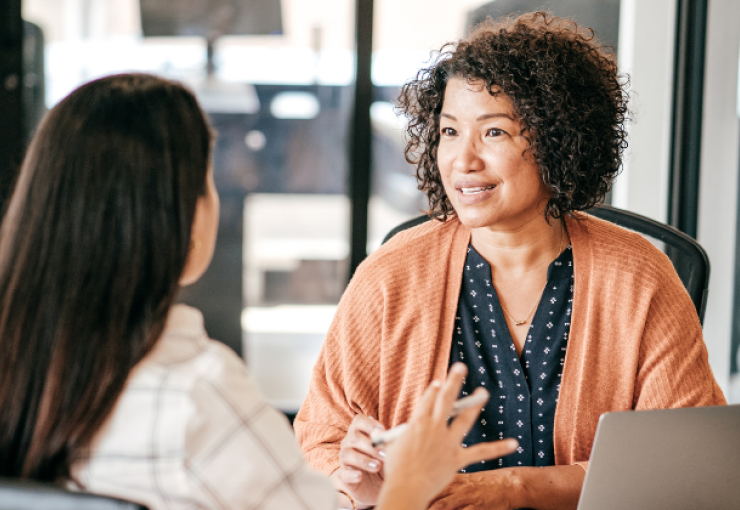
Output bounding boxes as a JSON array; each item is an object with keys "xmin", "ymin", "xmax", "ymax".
[{"xmin": 500, "ymin": 223, "xmax": 564, "ymax": 326}]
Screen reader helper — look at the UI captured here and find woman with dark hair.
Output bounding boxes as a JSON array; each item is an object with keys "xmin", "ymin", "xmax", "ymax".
[
  {"xmin": 0, "ymin": 73, "xmax": 517, "ymax": 510},
  {"xmin": 295, "ymin": 12, "xmax": 725, "ymax": 510}
]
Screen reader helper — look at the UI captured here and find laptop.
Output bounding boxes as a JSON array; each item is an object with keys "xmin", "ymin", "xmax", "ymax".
[{"xmin": 577, "ymin": 404, "xmax": 740, "ymax": 510}]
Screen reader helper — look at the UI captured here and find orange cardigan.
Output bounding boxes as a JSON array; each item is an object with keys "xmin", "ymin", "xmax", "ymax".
[{"xmin": 294, "ymin": 213, "xmax": 725, "ymax": 474}]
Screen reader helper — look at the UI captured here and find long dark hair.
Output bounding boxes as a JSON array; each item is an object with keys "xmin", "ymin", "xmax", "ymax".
[{"xmin": 0, "ymin": 73, "xmax": 213, "ymax": 481}]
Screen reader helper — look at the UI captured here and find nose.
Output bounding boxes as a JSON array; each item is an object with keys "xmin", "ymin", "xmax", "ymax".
[{"xmin": 452, "ymin": 134, "xmax": 485, "ymax": 174}]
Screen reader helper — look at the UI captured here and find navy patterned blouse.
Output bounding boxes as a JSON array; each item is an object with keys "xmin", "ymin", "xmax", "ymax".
[{"xmin": 450, "ymin": 244, "xmax": 574, "ymax": 472}]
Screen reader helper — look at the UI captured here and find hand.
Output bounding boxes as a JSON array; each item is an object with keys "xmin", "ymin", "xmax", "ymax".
[
  {"xmin": 430, "ymin": 465, "xmax": 587, "ymax": 510},
  {"xmin": 376, "ymin": 363, "xmax": 518, "ymax": 510},
  {"xmin": 428, "ymin": 471, "xmax": 514, "ymax": 510},
  {"xmin": 333, "ymin": 414, "xmax": 387, "ymax": 507}
]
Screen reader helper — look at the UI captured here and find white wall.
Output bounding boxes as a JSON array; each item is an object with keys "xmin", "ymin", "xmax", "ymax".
[
  {"xmin": 697, "ymin": 0, "xmax": 740, "ymax": 398},
  {"xmin": 613, "ymin": 0, "xmax": 676, "ymax": 223}
]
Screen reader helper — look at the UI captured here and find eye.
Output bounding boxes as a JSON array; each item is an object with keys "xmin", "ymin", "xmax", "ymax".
[
  {"xmin": 441, "ymin": 127, "xmax": 457, "ymax": 136},
  {"xmin": 486, "ymin": 128, "xmax": 505, "ymax": 137}
]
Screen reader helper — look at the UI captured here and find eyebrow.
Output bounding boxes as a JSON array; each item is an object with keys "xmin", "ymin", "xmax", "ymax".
[{"xmin": 440, "ymin": 112, "xmax": 515, "ymax": 121}]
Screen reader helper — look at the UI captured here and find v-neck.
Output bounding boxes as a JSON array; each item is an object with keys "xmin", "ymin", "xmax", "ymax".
[{"xmin": 450, "ymin": 243, "xmax": 574, "ymax": 471}]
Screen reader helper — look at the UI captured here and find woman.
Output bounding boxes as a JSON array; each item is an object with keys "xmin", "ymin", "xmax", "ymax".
[
  {"xmin": 0, "ymin": 73, "xmax": 517, "ymax": 510},
  {"xmin": 294, "ymin": 12, "xmax": 725, "ymax": 510}
]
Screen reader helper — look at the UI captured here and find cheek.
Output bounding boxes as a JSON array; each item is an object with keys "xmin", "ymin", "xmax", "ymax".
[
  {"xmin": 439, "ymin": 171, "xmax": 455, "ymax": 198},
  {"xmin": 527, "ymin": 171, "xmax": 551, "ymax": 203},
  {"xmin": 514, "ymin": 160, "xmax": 542, "ymax": 186},
  {"xmin": 436, "ymin": 150, "xmax": 454, "ymax": 184}
]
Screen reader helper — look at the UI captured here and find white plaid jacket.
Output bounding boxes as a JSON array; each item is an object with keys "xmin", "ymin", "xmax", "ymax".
[{"xmin": 74, "ymin": 304, "xmax": 336, "ymax": 510}]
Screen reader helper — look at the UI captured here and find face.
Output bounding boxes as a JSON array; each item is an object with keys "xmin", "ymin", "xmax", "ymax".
[
  {"xmin": 437, "ymin": 76, "xmax": 551, "ymax": 232},
  {"xmin": 179, "ymin": 167, "xmax": 220, "ymax": 286}
]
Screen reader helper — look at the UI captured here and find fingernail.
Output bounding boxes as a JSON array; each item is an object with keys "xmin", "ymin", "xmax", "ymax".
[
  {"xmin": 378, "ymin": 449, "xmax": 386, "ymax": 459},
  {"xmin": 368, "ymin": 461, "xmax": 378, "ymax": 469},
  {"xmin": 431, "ymin": 380, "xmax": 442, "ymax": 388},
  {"xmin": 452, "ymin": 363, "xmax": 467, "ymax": 374}
]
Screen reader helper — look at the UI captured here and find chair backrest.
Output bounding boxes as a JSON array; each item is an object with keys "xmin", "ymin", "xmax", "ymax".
[
  {"xmin": 381, "ymin": 205, "xmax": 710, "ymax": 324},
  {"xmin": 0, "ymin": 478, "xmax": 148, "ymax": 510}
]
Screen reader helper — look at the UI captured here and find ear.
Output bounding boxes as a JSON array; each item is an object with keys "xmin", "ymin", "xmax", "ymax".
[
  {"xmin": 179, "ymin": 206, "xmax": 207, "ymax": 286},
  {"xmin": 179, "ymin": 172, "xmax": 219, "ymax": 286}
]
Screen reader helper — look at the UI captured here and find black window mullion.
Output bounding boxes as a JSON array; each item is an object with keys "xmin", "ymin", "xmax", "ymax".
[
  {"xmin": 347, "ymin": 0, "xmax": 374, "ymax": 281},
  {"xmin": 668, "ymin": 0, "xmax": 709, "ymax": 238}
]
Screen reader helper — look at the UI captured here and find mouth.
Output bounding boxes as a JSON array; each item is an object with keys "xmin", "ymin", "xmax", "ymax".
[{"xmin": 459, "ymin": 185, "xmax": 496, "ymax": 195}]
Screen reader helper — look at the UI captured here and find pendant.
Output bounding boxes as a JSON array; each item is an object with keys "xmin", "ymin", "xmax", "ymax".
[{"xmin": 513, "ymin": 320, "xmax": 526, "ymax": 326}]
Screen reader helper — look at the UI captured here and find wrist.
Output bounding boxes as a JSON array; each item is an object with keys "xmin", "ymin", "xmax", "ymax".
[{"xmin": 500, "ymin": 468, "xmax": 527, "ymax": 510}]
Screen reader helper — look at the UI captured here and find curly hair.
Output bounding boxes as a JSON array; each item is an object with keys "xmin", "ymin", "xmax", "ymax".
[{"xmin": 398, "ymin": 11, "xmax": 630, "ymax": 221}]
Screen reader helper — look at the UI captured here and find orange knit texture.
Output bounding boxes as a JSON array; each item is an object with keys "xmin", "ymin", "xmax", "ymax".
[{"xmin": 294, "ymin": 212, "xmax": 726, "ymax": 474}]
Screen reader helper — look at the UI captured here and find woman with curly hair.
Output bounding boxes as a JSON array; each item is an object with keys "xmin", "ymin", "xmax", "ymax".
[{"xmin": 295, "ymin": 12, "xmax": 725, "ymax": 510}]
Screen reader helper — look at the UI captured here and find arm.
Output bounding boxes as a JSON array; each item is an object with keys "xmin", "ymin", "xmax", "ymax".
[
  {"xmin": 295, "ymin": 320, "xmax": 388, "ymax": 507},
  {"xmin": 295, "ymin": 259, "xmax": 397, "ymax": 506},
  {"xmin": 632, "ymin": 274, "xmax": 725, "ymax": 409},
  {"xmin": 294, "ymin": 268, "xmax": 386, "ymax": 475},
  {"xmin": 428, "ymin": 465, "xmax": 584, "ymax": 510}
]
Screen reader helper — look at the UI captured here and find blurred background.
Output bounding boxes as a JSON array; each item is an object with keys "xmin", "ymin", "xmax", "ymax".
[{"xmin": 2, "ymin": 0, "xmax": 739, "ymax": 414}]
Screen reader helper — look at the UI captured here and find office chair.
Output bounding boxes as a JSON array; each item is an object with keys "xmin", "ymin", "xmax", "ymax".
[
  {"xmin": 0, "ymin": 478, "xmax": 148, "ymax": 510},
  {"xmin": 381, "ymin": 205, "xmax": 710, "ymax": 324}
]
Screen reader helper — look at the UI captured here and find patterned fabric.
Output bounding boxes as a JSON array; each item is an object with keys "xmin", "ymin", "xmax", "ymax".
[
  {"xmin": 295, "ymin": 213, "xmax": 725, "ymax": 475},
  {"xmin": 73, "ymin": 304, "xmax": 336, "ymax": 510},
  {"xmin": 452, "ymin": 245, "xmax": 573, "ymax": 472}
]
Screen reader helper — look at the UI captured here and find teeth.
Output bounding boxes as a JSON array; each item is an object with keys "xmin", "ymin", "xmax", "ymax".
[{"xmin": 461, "ymin": 185, "xmax": 495, "ymax": 194}]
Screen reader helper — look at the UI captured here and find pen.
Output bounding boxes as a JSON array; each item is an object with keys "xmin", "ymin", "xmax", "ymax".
[{"xmin": 370, "ymin": 391, "xmax": 489, "ymax": 447}]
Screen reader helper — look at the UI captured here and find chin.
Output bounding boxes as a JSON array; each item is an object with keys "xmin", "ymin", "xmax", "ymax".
[{"xmin": 455, "ymin": 211, "xmax": 498, "ymax": 230}]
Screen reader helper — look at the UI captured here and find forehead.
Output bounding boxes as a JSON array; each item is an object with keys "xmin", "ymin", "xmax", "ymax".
[{"xmin": 441, "ymin": 76, "xmax": 515, "ymax": 115}]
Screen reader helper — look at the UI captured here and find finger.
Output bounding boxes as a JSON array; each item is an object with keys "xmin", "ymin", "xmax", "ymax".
[
  {"xmin": 459, "ymin": 438, "xmax": 519, "ymax": 468},
  {"xmin": 434, "ymin": 362, "xmax": 468, "ymax": 420},
  {"xmin": 344, "ymin": 415, "xmax": 386, "ymax": 460},
  {"xmin": 339, "ymin": 447, "xmax": 383, "ymax": 473},
  {"xmin": 428, "ymin": 487, "xmax": 453, "ymax": 506},
  {"xmin": 345, "ymin": 433, "xmax": 386, "ymax": 461},
  {"xmin": 348, "ymin": 414, "xmax": 385, "ymax": 438},
  {"xmin": 428, "ymin": 496, "xmax": 454, "ymax": 510},
  {"xmin": 411, "ymin": 379, "xmax": 442, "ymax": 422},
  {"xmin": 337, "ymin": 466, "xmax": 364, "ymax": 486},
  {"xmin": 448, "ymin": 387, "xmax": 489, "ymax": 437}
]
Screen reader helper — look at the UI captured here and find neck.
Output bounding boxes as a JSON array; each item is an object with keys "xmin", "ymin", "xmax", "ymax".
[{"xmin": 469, "ymin": 215, "xmax": 567, "ymax": 277}]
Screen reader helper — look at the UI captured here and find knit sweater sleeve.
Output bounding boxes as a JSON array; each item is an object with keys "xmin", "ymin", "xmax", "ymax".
[
  {"xmin": 293, "ymin": 219, "xmax": 466, "ymax": 475},
  {"xmin": 293, "ymin": 258, "xmax": 386, "ymax": 475},
  {"xmin": 633, "ymin": 257, "xmax": 726, "ymax": 410},
  {"xmin": 555, "ymin": 214, "xmax": 726, "ymax": 470}
]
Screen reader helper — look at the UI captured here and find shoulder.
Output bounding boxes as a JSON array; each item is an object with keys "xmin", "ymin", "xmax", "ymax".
[
  {"xmin": 568, "ymin": 211, "xmax": 677, "ymax": 280},
  {"xmin": 127, "ymin": 305, "xmax": 264, "ymax": 416},
  {"xmin": 137, "ymin": 304, "xmax": 245, "ymax": 386},
  {"xmin": 353, "ymin": 216, "xmax": 467, "ymax": 283}
]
